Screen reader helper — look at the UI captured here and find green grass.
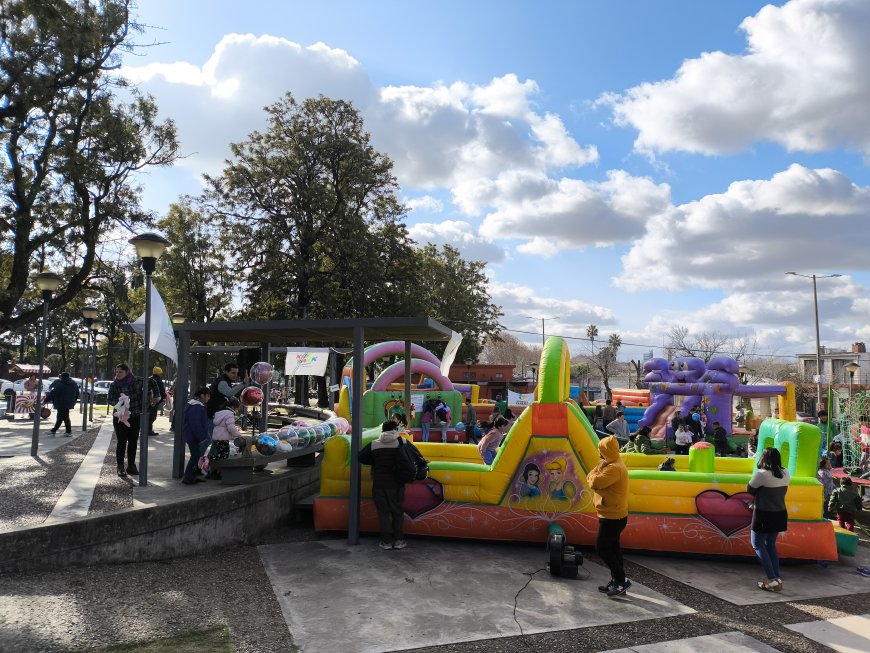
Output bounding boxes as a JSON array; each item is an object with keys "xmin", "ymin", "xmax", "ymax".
[{"xmin": 94, "ymin": 627, "xmax": 234, "ymax": 653}]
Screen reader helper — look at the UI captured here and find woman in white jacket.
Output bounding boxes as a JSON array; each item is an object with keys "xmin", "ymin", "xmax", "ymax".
[
  {"xmin": 211, "ymin": 397, "xmax": 242, "ymax": 461},
  {"xmin": 747, "ymin": 447, "xmax": 791, "ymax": 592}
]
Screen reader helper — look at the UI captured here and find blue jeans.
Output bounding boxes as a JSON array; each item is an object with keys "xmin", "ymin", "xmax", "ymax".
[
  {"xmin": 422, "ymin": 422, "xmax": 430, "ymax": 442},
  {"xmin": 482, "ymin": 449, "xmax": 497, "ymax": 465},
  {"xmin": 183, "ymin": 441, "xmax": 201, "ymax": 482},
  {"xmin": 751, "ymin": 530, "xmax": 780, "ymax": 580}
]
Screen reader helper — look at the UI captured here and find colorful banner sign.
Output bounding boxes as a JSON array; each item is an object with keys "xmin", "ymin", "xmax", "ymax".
[
  {"xmin": 508, "ymin": 390, "xmax": 535, "ymax": 406},
  {"xmin": 285, "ymin": 348, "xmax": 330, "ymax": 376}
]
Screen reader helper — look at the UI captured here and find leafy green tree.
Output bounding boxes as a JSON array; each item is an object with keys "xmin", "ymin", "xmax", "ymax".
[
  {"xmin": 414, "ymin": 244, "xmax": 501, "ymax": 362},
  {"xmin": 207, "ymin": 92, "xmax": 501, "ymax": 367},
  {"xmin": 207, "ymin": 93, "xmax": 400, "ymax": 320},
  {"xmin": 155, "ymin": 201, "xmax": 231, "ymax": 323},
  {"xmin": 0, "ymin": 0, "xmax": 178, "ymax": 334}
]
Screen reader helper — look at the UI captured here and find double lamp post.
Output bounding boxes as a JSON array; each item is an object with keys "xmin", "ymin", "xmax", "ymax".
[{"xmin": 129, "ymin": 232, "xmax": 171, "ymax": 488}]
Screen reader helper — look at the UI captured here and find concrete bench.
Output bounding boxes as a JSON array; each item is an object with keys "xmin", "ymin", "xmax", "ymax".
[{"xmin": 215, "ymin": 444, "xmax": 323, "ymax": 485}]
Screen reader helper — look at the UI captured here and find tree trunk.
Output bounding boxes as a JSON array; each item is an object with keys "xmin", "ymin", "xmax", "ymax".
[{"xmin": 316, "ymin": 375, "xmax": 329, "ymax": 408}]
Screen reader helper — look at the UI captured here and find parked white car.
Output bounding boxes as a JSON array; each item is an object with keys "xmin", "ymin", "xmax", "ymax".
[
  {"xmin": 1, "ymin": 378, "xmax": 12, "ymax": 398},
  {"xmin": 11, "ymin": 379, "xmax": 51, "ymax": 395},
  {"xmin": 93, "ymin": 380, "xmax": 111, "ymax": 403}
]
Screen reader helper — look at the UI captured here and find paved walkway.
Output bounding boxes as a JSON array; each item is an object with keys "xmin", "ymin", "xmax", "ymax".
[
  {"xmin": 0, "ymin": 405, "xmax": 97, "ymax": 457},
  {"xmin": 1, "ymin": 409, "xmax": 869, "ymax": 652},
  {"xmin": 46, "ymin": 418, "xmax": 115, "ymax": 522}
]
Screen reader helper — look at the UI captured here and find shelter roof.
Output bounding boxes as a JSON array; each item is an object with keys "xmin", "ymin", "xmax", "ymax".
[
  {"xmin": 10, "ymin": 364, "xmax": 51, "ymax": 375},
  {"xmin": 173, "ymin": 317, "xmax": 454, "ymax": 345}
]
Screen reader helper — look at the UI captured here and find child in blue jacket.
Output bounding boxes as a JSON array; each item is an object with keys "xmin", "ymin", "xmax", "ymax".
[{"xmin": 182, "ymin": 387, "xmax": 211, "ymax": 485}]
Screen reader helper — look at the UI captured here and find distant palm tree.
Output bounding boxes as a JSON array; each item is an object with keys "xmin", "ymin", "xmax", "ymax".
[{"xmin": 586, "ymin": 324, "xmax": 598, "ymax": 355}]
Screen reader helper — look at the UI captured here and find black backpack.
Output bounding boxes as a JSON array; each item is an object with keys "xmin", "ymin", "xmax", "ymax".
[{"xmin": 395, "ymin": 439, "xmax": 428, "ymax": 483}]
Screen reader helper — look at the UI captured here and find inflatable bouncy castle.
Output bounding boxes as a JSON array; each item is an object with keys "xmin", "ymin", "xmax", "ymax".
[
  {"xmin": 336, "ymin": 341, "xmax": 463, "ymax": 436},
  {"xmin": 314, "ymin": 336, "xmax": 838, "ymax": 560}
]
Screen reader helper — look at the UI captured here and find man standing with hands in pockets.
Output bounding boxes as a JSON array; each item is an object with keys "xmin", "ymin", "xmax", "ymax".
[{"xmin": 587, "ymin": 435, "xmax": 631, "ymax": 597}]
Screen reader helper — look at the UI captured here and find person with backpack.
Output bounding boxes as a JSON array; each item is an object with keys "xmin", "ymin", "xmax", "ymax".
[
  {"xmin": 147, "ymin": 366, "xmax": 167, "ymax": 437},
  {"xmin": 359, "ymin": 420, "xmax": 424, "ymax": 550}
]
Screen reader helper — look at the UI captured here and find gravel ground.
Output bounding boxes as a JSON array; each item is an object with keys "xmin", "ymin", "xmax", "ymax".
[
  {"xmin": 1, "ymin": 518, "xmax": 867, "ymax": 652},
  {"xmin": 0, "ymin": 423, "xmax": 102, "ymax": 531},
  {"xmin": 87, "ymin": 430, "xmax": 136, "ymax": 516},
  {"xmin": 0, "ymin": 544, "xmax": 297, "ymax": 653}
]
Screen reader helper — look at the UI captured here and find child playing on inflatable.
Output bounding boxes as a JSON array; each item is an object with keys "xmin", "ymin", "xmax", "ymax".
[
  {"xmin": 828, "ymin": 477, "xmax": 863, "ymax": 532},
  {"xmin": 477, "ymin": 415, "xmax": 508, "ymax": 465}
]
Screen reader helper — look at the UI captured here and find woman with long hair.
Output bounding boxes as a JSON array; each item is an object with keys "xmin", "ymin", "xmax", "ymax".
[
  {"xmin": 747, "ymin": 447, "xmax": 791, "ymax": 592},
  {"xmin": 477, "ymin": 415, "xmax": 508, "ymax": 465}
]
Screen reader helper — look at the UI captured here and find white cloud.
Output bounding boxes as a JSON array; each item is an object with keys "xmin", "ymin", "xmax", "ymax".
[
  {"xmin": 408, "ymin": 220, "xmax": 507, "ymax": 263},
  {"xmin": 491, "ymin": 279, "xmax": 617, "ymax": 348},
  {"xmin": 123, "ymin": 37, "xmax": 600, "ymax": 259},
  {"xmin": 372, "ymin": 74, "xmax": 597, "ymax": 190},
  {"xmin": 404, "ymin": 195, "xmax": 444, "ymax": 213},
  {"xmin": 615, "ymin": 164, "xmax": 870, "ymax": 292},
  {"xmin": 606, "ymin": 0, "xmax": 870, "ymax": 155},
  {"xmin": 121, "ymin": 34, "xmax": 374, "ymax": 177},
  {"xmin": 477, "ymin": 169, "xmax": 671, "ymax": 248}
]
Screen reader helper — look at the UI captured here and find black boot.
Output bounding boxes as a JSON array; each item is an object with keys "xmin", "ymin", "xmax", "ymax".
[
  {"xmin": 117, "ymin": 466, "xmax": 127, "ymax": 477},
  {"xmin": 126, "ymin": 463, "xmax": 139, "ymax": 475}
]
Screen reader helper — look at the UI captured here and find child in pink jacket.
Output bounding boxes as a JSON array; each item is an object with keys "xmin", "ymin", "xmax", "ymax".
[{"xmin": 210, "ymin": 398, "xmax": 241, "ymax": 461}]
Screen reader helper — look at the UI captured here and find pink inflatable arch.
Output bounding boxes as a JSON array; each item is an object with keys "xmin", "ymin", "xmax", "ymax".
[
  {"xmin": 341, "ymin": 341, "xmax": 442, "ymax": 382},
  {"xmin": 372, "ymin": 360, "xmax": 454, "ymax": 391}
]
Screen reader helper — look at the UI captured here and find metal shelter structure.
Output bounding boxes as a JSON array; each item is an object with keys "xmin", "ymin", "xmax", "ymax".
[{"xmin": 172, "ymin": 317, "xmax": 454, "ymax": 544}]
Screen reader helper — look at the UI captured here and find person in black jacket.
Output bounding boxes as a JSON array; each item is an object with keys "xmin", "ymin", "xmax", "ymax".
[
  {"xmin": 712, "ymin": 421, "xmax": 729, "ymax": 456},
  {"xmin": 359, "ymin": 420, "xmax": 408, "ymax": 550},
  {"xmin": 148, "ymin": 367, "xmax": 167, "ymax": 437},
  {"xmin": 47, "ymin": 372, "xmax": 79, "ymax": 436}
]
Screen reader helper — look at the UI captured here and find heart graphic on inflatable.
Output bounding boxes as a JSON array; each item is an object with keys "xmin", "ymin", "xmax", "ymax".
[
  {"xmin": 694, "ymin": 489, "xmax": 754, "ymax": 536},
  {"xmin": 403, "ymin": 478, "xmax": 444, "ymax": 519}
]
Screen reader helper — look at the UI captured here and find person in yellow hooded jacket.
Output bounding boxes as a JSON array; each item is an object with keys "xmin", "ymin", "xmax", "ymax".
[{"xmin": 586, "ymin": 435, "xmax": 631, "ymax": 597}]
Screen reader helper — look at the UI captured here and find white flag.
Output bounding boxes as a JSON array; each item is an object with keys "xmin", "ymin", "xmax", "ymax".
[
  {"xmin": 439, "ymin": 331, "xmax": 463, "ymax": 378},
  {"xmin": 130, "ymin": 284, "xmax": 178, "ymax": 364}
]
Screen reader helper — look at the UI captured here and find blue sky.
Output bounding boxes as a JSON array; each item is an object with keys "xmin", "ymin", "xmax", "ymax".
[{"xmin": 123, "ymin": 0, "xmax": 870, "ymax": 361}]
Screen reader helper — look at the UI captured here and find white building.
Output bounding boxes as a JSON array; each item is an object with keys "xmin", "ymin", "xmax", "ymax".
[{"xmin": 795, "ymin": 343, "xmax": 869, "ymax": 385}]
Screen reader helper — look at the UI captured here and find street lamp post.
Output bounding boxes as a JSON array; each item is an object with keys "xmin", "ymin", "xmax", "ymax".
[
  {"xmin": 89, "ymin": 320, "xmax": 102, "ymax": 422},
  {"xmin": 785, "ymin": 272, "xmax": 842, "ymax": 419},
  {"xmin": 80, "ymin": 306, "xmax": 99, "ymax": 431},
  {"xmin": 170, "ymin": 313, "xmax": 187, "ymax": 434},
  {"xmin": 78, "ymin": 330, "xmax": 89, "ymax": 419},
  {"xmin": 130, "ymin": 232, "xmax": 171, "ymax": 488},
  {"xmin": 845, "ymin": 361, "xmax": 860, "ymax": 420},
  {"xmin": 31, "ymin": 271, "xmax": 62, "ymax": 456}
]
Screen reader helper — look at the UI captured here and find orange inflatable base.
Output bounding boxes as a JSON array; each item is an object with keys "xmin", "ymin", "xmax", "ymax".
[{"xmin": 314, "ymin": 498, "xmax": 838, "ymax": 561}]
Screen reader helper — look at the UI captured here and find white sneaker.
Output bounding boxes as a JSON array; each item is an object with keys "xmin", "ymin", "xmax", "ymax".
[{"xmin": 393, "ymin": 540, "xmax": 407, "ymax": 550}]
